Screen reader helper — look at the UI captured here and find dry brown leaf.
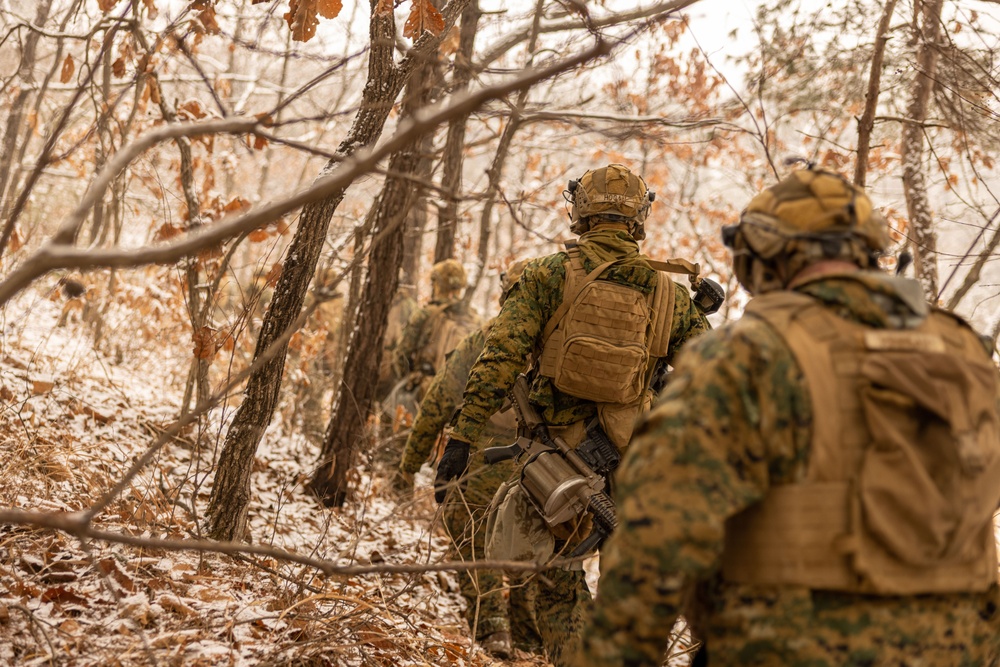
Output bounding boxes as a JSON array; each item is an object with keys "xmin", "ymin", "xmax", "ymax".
[
  {"xmin": 141, "ymin": 0, "xmax": 158, "ymax": 19},
  {"xmin": 318, "ymin": 0, "xmax": 342, "ymax": 19},
  {"xmin": 248, "ymin": 228, "xmax": 270, "ymax": 242},
  {"xmin": 375, "ymin": 0, "xmax": 394, "ymax": 16},
  {"xmin": 111, "ymin": 57, "xmax": 125, "ymax": 78},
  {"xmin": 265, "ymin": 262, "xmax": 282, "ymax": 287},
  {"xmin": 7, "ymin": 226, "xmax": 22, "ymax": 252},
  {"xmin": 41, "ymin": 586, "xmax": 88, "ymax": 606},
  {"xmin": 192, "ymin": 1, "xmax": 220, "ymax": 34},
  {"xmin": 99, "ymin": 559, "xmax": 136, "ymax": 592},
  {"xmin": 285, "ymin": 0, "xmax": 320, "ymax": 43},
  {"xmin": 31, "ymin": 378, "xmax": 55, "ymax": 395},
  {"xmin": 403, "ymin": 0, "xmax": 445, "ymax": 39},
  {"xmin": 153, "ymin": 222, "xmax": 183, "ymax": 242},
  {"xmin": 439, "ymin": 26, "xmax": 460, "ymax": 56},
  {"xmin": 177, "ymin": 99, "xmax": 207, "ymax": 120},
  {"xmin": 97, "ymin": 0, "xmax": 117, "ymax": 11},
  {"xmin": 253, "ymin": 133, "xmax": 268, "ymax": 150},
  {"xmin": 159, "ymin": 594, "xmax": 198, "ymax": 618},
  {"xmin": 193, "ymin": 326, "xmax": 219, "ymax": 360},
  {"xmin": 223, "ymin": 197, "xmax": 251, "ymax": 214},
  {"xmin": 59, "ymin": 55, "xmax": 75, "ymax": 83}
]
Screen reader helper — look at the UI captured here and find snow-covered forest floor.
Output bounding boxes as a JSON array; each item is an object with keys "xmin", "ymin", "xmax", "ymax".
[{"xmin": 0, "ymin": 287, "xmax": 560, "ymax": 667}]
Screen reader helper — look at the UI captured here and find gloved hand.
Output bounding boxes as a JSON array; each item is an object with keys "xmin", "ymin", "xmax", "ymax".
[
  {"xmin": 390, "ymin": 468, "xmax": 415, "ymax": 495},
  {"xmin": 434, "ymin": 438, "xmax": 471, "ymax": 504}
]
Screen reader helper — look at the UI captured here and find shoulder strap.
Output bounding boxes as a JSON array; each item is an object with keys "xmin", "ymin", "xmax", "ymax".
[{"xmin": 645, "ymin": 257, "xmax": 700, "ymax": 277}]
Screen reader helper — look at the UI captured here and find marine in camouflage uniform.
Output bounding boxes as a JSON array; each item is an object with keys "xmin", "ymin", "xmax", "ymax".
[
  {"xmin": 392, "ymin": 258, "xmax": 479, "ymax": 386},
  {"xmin": 436, "ymin": 165, "xmax": 713, "ymax": 667},
  {"xmin": 573, "ymin": 168, "xmax": 1000, "ymax": 667},
  {"xmin": 395, "ymin": 260, "xmax": 536, "ymax": 658}
]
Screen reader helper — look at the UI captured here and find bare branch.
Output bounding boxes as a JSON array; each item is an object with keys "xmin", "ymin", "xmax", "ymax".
[
  {"xmin": 854, "ymin": 0, "xmax": 899, "ymax": 186},
  {"xmin": 0, "ymin": 40, "xmax": 612, "ymax": 307},
  {"xmin": 0, "ymin": 507, "xmax": 581, "ymax": 578},
  {"xmin": 477, "ymin": 0, "xmax": 701, "ymax": 67}
]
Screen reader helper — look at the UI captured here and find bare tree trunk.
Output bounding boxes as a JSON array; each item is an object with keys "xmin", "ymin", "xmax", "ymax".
[
  {"xmin": 308, "ymin": 50, "xmax": 442, "ymax": 508},
  {"xmin": 467, "ymin": 0, "xmax": 544, "ymax": 295},
  {"xmin": 901, "ymin": 0, "xmax": 944, "ymax": 299},
  {"xmin": 206, "ymin": 0, "xmax": 468, "ymax": 537},
  {"xmin": 434, "ymin": 0, "xmax": 481, "ymax": 262},
  {"xmin": 306, "ymin": 149, "xmax": 418, "ymax": 507},
  {"xmin": 0, "ymin": 1, "xmax": 52, "ymax": 213},
  {"xmin": 854, "ymin": 0, "xmax": 899, "ymax": 187},
  {"xmin": 401, "ymin": 189, "xmax": 427, "ymax": 295},
  {"xmin": 206, "ymin": 8, "xmax": 400, "ymax": 540},
  {"xmin": 944, "ymin": 210, "xmax": 1000, "ymax": 309}
]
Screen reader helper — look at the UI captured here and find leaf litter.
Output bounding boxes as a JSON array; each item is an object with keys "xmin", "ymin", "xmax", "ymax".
[{"xmin": 0, "ymin": 288, "xmax": 552, "ymax": 667}]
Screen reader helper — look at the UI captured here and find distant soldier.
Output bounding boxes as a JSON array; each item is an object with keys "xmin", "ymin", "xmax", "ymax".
[
  {"xmin": 436, "ymin": 164, "xmax": 715, "ymax": 666},
  {"xmin": 392, "ymin": 259, "xmax": 481, "ymax": 405},
  {"xmin": 375, "ymin": 289, "xmax": 418, "ymax": 400},
  {"xmin": 394, "ymin": 259, "xmax": 532, "ymax": 659},
  {"xmin": 573, "ymin": 167, "xmax": 1000, "ymax": 667}
]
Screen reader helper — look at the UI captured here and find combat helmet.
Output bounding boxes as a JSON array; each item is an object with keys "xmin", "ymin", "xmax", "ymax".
[
  {"xmin": 563, "ymin": 163, "xmax": 655, "ymax": 240},
  {"xmin": 722, "ymin": 166, "xmax": 890, "ymax": 294},
  {"xmin": 430, "ymin": 259, "xmax": 467, "ymax": 302}
]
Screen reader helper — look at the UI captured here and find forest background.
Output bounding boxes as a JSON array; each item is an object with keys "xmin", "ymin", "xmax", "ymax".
[{"xmin": 0, "ymin": 0, "xmax": 998, "ymax": 664}]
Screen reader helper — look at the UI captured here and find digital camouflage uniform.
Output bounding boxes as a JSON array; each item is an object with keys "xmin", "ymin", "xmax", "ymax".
[
  {"xmin": 574, "ymin": 271, "xmax": 1000, "ymax": 667},
  {"xmin": 398, "ymin": 320, "xmax": 534, "ymax": 647},
  {"xmin": 452, "ymin": 227, "xmax": 712, "ymax": 666}
]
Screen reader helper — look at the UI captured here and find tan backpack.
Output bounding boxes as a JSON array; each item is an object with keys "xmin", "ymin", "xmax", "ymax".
[
  {"xmin": 416, "ymin": 303, "xmax": 479, "ymax": 377},
  {"xmin": 722, "ymin": 290, "xmax": 1000, "ymax": 595},
  {"xmin": 536, "ymin": 246, "xmax": 697, "ymax": 446}
]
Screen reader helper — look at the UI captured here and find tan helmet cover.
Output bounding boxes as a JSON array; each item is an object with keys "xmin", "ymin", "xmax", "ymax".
[
  {"xmin": 567, "ymin": 164, "xmax": 653, "ymax": 239},
  {"xmin": 430, "ymin": 259, "xmax": 467, "ymax": 299},
  {"xmin": 727, "ymin": 168, "xmax": 891, "ymax": 293},
  {"xmin": 741, "ymin": 168, "xmax": 890, "ymax": 252}
]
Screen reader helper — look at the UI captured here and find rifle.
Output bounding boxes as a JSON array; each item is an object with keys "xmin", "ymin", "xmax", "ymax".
[{"xmin": 483, "ymin": 374, "xmax": 620, "ymax": 558}]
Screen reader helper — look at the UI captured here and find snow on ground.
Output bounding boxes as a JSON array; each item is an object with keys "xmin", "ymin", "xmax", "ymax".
[{"xmin": 0, "ymin": 287, "xmax": 552, "ymax": 666}]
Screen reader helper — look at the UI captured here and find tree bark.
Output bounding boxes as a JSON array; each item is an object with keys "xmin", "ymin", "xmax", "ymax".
[
  {"xmin": 206, "ymin": 7, "xmax": 401, "ymax": 540},
  {"xmin": 0, "ymin": 1, "xmax": 52, "ymax": 213},
  {"xmin": 308, "ymin": 47, "xmax": 442, "ymax": 508},
  {"xmin": 854, "ymin": 0, "xmax": 899, "ymax": 187},
  {"xmin": 900, "ymin": 0, "xmax": 944, "ymax": 299},
  {"xmin": 206, "ymin": 0, "xmax": 468, "ymax": 538},
  {"xmin": 434, "ymin": 0, "xmax": 481, "ymax": 262},
  {"xmin": 306, "ymin": 148, "xmax": 419, "ymax": 507}
]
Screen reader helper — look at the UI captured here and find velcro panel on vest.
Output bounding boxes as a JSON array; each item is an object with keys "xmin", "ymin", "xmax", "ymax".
[
  {"xmin": 722, "ymin": 482, "xmax": 857, "ymax": 590},
  {"xmin": 546, "ymin": 280, "xmax": 651, "ymax": 404}
]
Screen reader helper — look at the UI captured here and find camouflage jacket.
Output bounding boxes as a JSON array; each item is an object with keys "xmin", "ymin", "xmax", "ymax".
[
  {"xmin": 400, "ymin": 320, "xmax": 497, "ymax": 474},
  {"xmin": 452, "ymin": 229, "xmax": 711, "ymax": 445},
  {"xmin": 574, "ymin": 271, "xmax": 1000, "ymax": 667}
]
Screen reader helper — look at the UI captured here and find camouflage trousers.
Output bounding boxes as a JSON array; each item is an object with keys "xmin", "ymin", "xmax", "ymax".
[
  {"xmin": 701, "ymin": 582, "xmax": 1000, "ymax": 666},
  {"xmin": 444, "ymin": 454, "xmax": 542, "ymax": 644},
  {"xmin": 480, "ymin": 421, "xmax": 596, "ymax": 665}
]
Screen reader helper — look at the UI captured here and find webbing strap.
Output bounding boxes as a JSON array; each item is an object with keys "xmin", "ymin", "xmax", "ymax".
[{"xmin": 645, "ymin": 257, "xmax": 700, "ymax": 277}]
